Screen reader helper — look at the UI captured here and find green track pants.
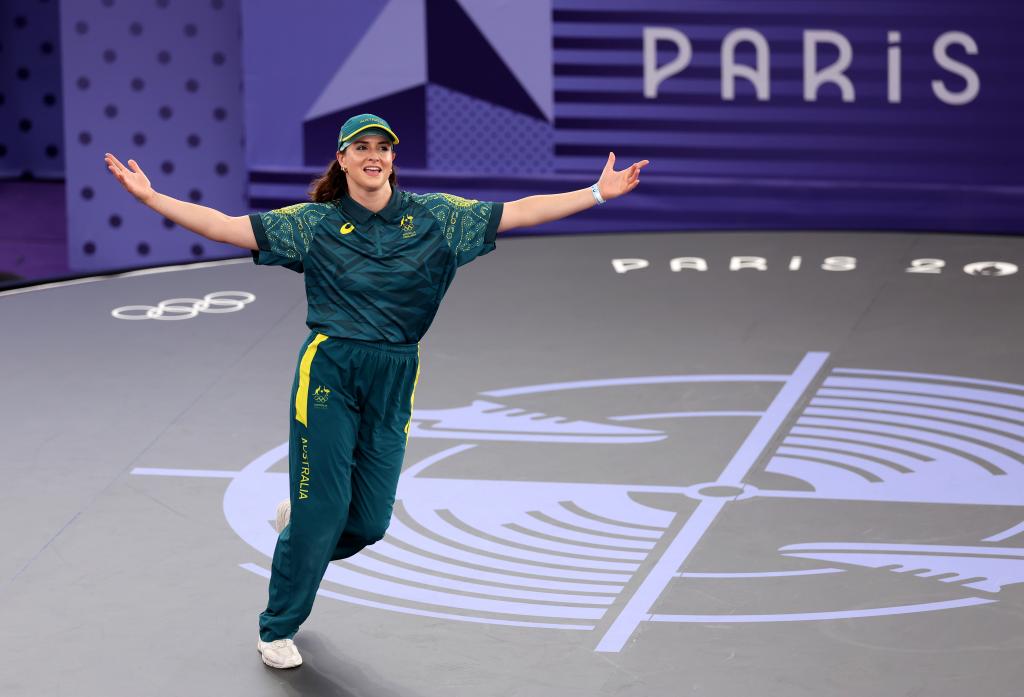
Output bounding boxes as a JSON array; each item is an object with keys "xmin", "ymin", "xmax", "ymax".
[{"xmin": 259, "ymin": 332, "xmax": 420, "ymax": 642}]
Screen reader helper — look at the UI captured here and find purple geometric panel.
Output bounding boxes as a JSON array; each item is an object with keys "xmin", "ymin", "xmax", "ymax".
[
  {"xmin": 60, "ymin": 0, "xmax": 246, "ymax": 273},
  {"xmin": 0, "ymin": 0, "xmax": 64, "ymax": 178},
  {"xmin": 427, "ymin": 85, "xmax": 553, "ymax": 175},
  {"xmin": 242, "ymin": 1, "xmax": 388, "ymax": 170},
  {"xmin": 303, "ymin": 86, "xmax": 428, "ymax": 170},
  {"xmin": 458, "ymin": 0, "xmax": 553, "ymax": 121},
  {"xmin": 303, "ymin": 0, "xmax": 424, "ymax": 128},
  {"xmin": 426, "ymin": 0, "xmax": 545, "ymax": 121}
]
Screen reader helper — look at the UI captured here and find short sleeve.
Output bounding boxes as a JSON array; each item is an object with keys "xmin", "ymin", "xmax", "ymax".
[
  {"xmin": 248, "ymin": 202, "xmax": 329, "ymax": 272},
  {"xmin": 249, "ymin": 248, "xmax": 305, "ymax": 273},
  {"xmin": 415, "ymin": 193, "xmax": 504, "ymax": 267}
]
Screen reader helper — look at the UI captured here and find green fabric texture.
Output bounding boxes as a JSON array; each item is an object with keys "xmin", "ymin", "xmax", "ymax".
[
  {"xmin": 259, "ymin": 333, "xmax": 420, "ymax": 642},
  {"xmin": 249, "ymin": 187, "xmax": 503, "ymax": 343}
]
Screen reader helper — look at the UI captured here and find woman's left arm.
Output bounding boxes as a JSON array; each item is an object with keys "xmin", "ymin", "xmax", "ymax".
[{"xmin": 497, "ymin": 152, "xmax": 649, "ymax": 233}]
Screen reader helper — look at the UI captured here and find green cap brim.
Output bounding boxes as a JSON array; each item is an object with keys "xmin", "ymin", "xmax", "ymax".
[{"xmin": 338, "ymin": 124, "xmax": 400, "ymax": 151}]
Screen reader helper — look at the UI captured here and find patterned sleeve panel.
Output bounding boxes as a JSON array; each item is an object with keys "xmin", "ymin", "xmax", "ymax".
[
  {"xmin": 248, "ymin": 202, "xmax": 330, "ymax": 272},
  {"xmin": 249, "ymin": 249, "xmax": 305, "ymax": 273},
  {"xmin": 414, "ymin": 193, "xmax": 504, "ymax": 267}
]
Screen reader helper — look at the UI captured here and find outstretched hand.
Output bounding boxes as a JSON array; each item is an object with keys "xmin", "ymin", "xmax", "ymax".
[
  {"xmin": 105, "ymin": 153, "xmax": 155, "ymax": 204},
  {"xmin": 596, "ymin": 152, "xmax": 650, "ymax": 201}
]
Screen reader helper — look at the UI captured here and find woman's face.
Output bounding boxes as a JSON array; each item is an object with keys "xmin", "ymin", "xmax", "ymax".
[{"xmin": 337, "ymin": 135, "xmax": 395, "ymax": 191}]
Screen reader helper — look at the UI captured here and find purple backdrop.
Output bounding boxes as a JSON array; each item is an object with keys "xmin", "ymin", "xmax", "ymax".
[
  {"xmin": 5, "ymin": 0, "xmax": 1023, "ymax": 284},
  {"xmin": 0, "ymin": 0, "xmax": 64, "ymax": 180},
  {"xmin": 60, "ymin": 0, "xmax": 246, "ymax": 273},
  {"xmin": 244, "ymin": 0, "xmax": 1023, "ymax": 235}
]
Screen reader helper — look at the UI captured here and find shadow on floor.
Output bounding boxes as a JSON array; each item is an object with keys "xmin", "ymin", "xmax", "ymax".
[{"xmin": 260, "ymin": 631, "xmax": 428, "ymax": 697}]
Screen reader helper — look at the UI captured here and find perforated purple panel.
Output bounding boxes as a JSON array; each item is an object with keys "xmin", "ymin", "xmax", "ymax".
[
  {"xmin": 0, "ymin": 0, "xmax": 64, "ymax": 179},
  {"xmin": 60, "ymin": 0, "xmax": 245, "ymax": 273},
  {"xmin": 426, "ymin": 84, "xmax": 553, "ymax": 175}
]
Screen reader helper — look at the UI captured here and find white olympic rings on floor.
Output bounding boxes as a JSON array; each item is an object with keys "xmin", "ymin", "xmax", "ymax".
[{"xmin": 111, "ymin": 291, "xmax": 256, "ymax": 320}]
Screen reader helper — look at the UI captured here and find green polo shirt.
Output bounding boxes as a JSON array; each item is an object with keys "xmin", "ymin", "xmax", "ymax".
[{"xmin": 249, "ymin": 187, "xmax": 503, "ymax": 343}]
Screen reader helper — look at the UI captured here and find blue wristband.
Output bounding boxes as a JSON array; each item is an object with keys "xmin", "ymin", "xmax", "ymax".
[{"xmin": 590, "ymin": 182, "xmax": 606, "ymax": 205}]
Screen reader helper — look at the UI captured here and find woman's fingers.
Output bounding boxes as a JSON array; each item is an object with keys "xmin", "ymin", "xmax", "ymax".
[
  {"xmin": 104, "ymin": 153, "xmax": 150, "ymax": 199},
  {"xmin": 628, "ymin": 160, "xmax": 649, "ymax": 183},
  {"xmin": 107, "ymin": 161, "xmax": 125, "ymax": 183},
  {"xmin": 105, "ymin": 152, "xmax": 128, "ymax": 173},
  {"xmin": 598, "ymin": 153, "xmax": 649, "ymax": 198},
  {"xmin": 626, "ymin": 161, "xmax": 648, "ymax": 177}
]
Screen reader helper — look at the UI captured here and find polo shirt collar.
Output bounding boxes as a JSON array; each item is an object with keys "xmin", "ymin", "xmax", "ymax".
[{"xmin": 340, "ymin": 186, "xmax": 403, "ymax": 224}]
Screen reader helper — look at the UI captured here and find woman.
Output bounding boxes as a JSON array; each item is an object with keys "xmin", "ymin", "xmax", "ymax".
[{"xmin": 105, "ymin": 113, "xmax": 649, "ymax": 669}]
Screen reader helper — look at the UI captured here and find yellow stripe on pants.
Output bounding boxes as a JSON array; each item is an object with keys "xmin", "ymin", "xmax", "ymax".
[
  {"xmin": 295, "ymin": 333, "xmax": 329, "ymax": 427},
  {"xmin": 404, "ymin": 344, "xmax": 421, "ymax": 443}
]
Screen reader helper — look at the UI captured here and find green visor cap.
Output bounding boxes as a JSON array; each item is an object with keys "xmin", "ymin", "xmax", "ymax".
[{"xmin": 337, "ymin": 113, "xmax": 400, "ymax": 151}]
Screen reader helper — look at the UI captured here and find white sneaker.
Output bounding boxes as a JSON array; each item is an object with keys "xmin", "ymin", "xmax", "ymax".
[
  {"xmin": 274, "ymin": 498, "xmax": 291, "ymax": 534},
  {"xmin": 257, "ymin": 637, "xmax": 303, "ymax": 669}
]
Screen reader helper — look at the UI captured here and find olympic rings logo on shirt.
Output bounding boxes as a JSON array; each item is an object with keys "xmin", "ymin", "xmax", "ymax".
[{"xmin": 111, "ymin": 291, "xmax": 256, "ymax": 321}]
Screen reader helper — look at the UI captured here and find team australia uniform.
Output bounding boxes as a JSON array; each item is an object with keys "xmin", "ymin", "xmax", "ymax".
[{"xmin": 249, "ymin": 187, "xmax": 503, "ymax": 641}]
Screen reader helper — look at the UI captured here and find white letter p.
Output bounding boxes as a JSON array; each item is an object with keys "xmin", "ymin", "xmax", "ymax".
[
  {"xmin": 644, "ymin": 27, "xmax": 693, "ymax": 99},
  {"xmin": 612, "ymin": 258, "xmax": 650, "ymax": 274}
]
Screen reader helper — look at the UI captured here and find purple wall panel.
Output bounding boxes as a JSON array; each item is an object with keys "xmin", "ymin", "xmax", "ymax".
[
  {"xmin": 427, "ymin": 85, "xmax": 553, "ymax": 175},
  {"xmin": 0, "ymin": 0, "xmax": 64, "ymax": 179},
  {"xmin": 241, "ymin": 0, "xmax": 386, "ymax": 170},
  {"xmin": 60, "ymin": 0, "xmax": 246, "ymax": 273},
  {"xmin": 552, "ymin": 5, "xmax": 1021, "ymax": 183},
  {"xmin": 550, "ymin": 0, "xmax": 1023, "ymax": 232},
  {"xmin": 243, "ymin": 0, "xmax": 1023, "ymax": 236},
  {"xmin": 0, "ymin": 181, "xmax": 68, "ymax": 282}
]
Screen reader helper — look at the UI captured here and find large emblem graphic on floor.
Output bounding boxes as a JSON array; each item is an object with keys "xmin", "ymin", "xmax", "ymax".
[{"xmin": 132, "ymin": 352, "xmax": 1024, "ymax": 652}]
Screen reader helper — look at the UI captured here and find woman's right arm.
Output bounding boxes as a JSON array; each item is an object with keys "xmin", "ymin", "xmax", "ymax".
[{"xmin": 104, "ymin": 152, "xmax": 258, "ymax": 250}]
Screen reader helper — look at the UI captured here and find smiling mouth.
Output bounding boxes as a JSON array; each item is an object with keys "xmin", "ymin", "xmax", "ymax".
[{"xmin": 364, "ymin": 167, "xmax": 382, "ymax": 175}]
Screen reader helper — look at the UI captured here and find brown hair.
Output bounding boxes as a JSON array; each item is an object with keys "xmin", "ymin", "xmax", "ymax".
[{"xmin": 308, "ymin": 158, "xmax": 399, "ymax": 202}]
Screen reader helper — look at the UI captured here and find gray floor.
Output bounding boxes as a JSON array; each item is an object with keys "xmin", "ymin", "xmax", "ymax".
[{"xmin": 2, "ymin": 231, "xmax": 1024, "ymax": 696}]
